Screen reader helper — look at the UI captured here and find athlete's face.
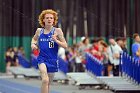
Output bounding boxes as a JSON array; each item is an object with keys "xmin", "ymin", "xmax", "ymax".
[{"xmin": 43, "ymin": 14, "xmax": 54, "ymax": 26}]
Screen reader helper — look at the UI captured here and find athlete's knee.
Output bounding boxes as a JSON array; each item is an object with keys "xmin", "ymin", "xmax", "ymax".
[
  {"xmin": 40, "ymin": 71, "xmax": 47, "ymax": 77},
  {"xmin": 42, "ymin": 78, "xmax": 49, "ymax": 85}
]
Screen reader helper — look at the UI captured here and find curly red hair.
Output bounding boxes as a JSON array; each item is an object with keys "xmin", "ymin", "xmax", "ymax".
[{"xmin": 38, "ymin": 9, "xmax": 58, "ymax": 27}]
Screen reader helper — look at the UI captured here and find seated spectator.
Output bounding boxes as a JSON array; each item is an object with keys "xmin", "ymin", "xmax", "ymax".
[
  {"xmin": 13, "ymin": 47, "xmax": 19, "ymax": 66},
  {"xmin": 5, "ymin": 47, "xmax": 12, "ymax": 74},
  {"xmin": 18, "ymin": 46, "xmax": 25, "ymax": 57},
  {"xmin": 5, "ymin": 47, "xmax": 19, "ymax": 74}
]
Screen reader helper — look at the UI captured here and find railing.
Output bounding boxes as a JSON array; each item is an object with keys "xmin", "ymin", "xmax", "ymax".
[
  {"xmin": 85, "ymin": 53, "xmax": 103, "ymax": 76},
  {"xmin": 121, "ymin": 52, "xmax": 140, "ymax": 84}
]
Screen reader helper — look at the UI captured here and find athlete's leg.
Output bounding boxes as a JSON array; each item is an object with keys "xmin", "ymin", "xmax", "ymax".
[
  {"xmin": 38, "ymin": 63, "xmax": 49, "ymax": 93},
  {"xmin": 48, "ymin": 73, "xmax": 55, "ymax": 92},
  {"xmin": 48, "ymin": 73, "xmax": 54, "ymax": 83}
]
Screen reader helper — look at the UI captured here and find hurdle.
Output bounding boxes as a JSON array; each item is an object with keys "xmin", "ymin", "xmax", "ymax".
[
  {"xmin": 9, "ymin": 66, "xmax": 40, "ymax": 79},
  {"xmin": 68, "ymin": 52, "xmax": 140, "ymax": 92},
  {"xmin": 9, "ymin": 55, "xmax": 40, "ymax": 79},
  {"xmin": 98, "ymin": 52, "xmax": 140, "ymax": 93},
  {"xmin": 67, "ymin": 72, "xmax": 102, "ymax": 89},
  {"xmin": 66, "ymin": 53, "xmax": 104, "ymax": 89}
]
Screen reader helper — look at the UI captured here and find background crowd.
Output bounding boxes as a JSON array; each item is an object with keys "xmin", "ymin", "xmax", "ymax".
[{"xmin": 5, "ymin": 33, "xmax": 140, "ymax": 77}]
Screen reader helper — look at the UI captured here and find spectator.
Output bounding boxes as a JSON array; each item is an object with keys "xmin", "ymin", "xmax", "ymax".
[
  {"xmin": 91, "ymin": 38, "xmax": 104, "ymax": 61},
  {"xmin": 132, "ymin": 33, "xmax": 140, "ymax": 61},
  {"xmin": 107, "ymin": 37, "xmax": 122, "ymax": 76},
  {"xmin": 13, "ymin": 47, "xmax": 19, "ymax": 66},
  {"xmin": 58, "ymin": 47, "xmax": 66, "ymax": 60},
  {"xmin": 18, "ymin": 46, "xmax": 25, "ymax": 57},
  {"xmin": 67, "ymin": 46, "xmax": 76, "ymax": 72},
  {"xmin": 116, "ymin": 37, "xmax": 128, "ymax": 53},
  {"xmin": 75, "ymin": 51, "xmax": 84, "ymax": 72},
  {"xmin": 121, "ymin": 37, "xmax": 128, "ymax": 53},
  {"xmin": 79, "ymin": 37, "xmax": 92, "ymax": 56},
  {"xmin": 5, "ymin": 47, "xmax": 19, "ymax": 74},
  {"xmin": 100, "ymin": 41, "xmax": 109, "ymax": 76}
]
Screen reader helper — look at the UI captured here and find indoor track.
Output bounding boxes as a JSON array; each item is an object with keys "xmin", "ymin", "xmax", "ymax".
[{"xmin": 0, "ymin": 74, "xmax": 113, "ymax": 93}]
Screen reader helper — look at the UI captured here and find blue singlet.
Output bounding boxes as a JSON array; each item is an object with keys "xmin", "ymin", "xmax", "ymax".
[{"xmin": 37, "ymin": 27, "xmax": 59, "ymax": 72}]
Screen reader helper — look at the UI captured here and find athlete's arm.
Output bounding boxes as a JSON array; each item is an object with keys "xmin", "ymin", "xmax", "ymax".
[
  {"xmin": 31, "ymin": 28, "xmax": 40, "ymax": 50},
  {"xmin": 52, "ymin": 28, "xmax": 68, "ymax": 48}
]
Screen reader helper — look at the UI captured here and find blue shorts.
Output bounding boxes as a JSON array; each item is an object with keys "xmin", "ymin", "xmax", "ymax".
[{"xmin": 37, "ymin": 58, "xmax": 58, "ymax": 72}]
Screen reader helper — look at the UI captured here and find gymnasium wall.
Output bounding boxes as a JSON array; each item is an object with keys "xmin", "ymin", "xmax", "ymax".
[{"xmin": 0, "ymin": 0, "xmax": 140, "ymax": 72}]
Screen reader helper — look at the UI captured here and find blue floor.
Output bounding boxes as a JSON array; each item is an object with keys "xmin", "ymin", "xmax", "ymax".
[{"xmin": 0, "ymin": 79, "xmax": 60, "ymax": 93}]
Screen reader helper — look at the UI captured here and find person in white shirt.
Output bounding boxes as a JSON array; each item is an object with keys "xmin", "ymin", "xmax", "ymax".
[{"xmin": 107, "ymin": 37, "xmax": 122, "ymax": 76}]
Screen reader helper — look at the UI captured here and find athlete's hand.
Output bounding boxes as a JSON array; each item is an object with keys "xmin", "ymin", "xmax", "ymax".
[{"xmin": 31, "ymin": 43, "xmax": 38, "ymax": 50}]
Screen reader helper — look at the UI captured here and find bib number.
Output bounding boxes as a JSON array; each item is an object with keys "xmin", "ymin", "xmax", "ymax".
[{"xmin": 49, "ymin": 41, "xmax": 54, "ymax": 48}]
